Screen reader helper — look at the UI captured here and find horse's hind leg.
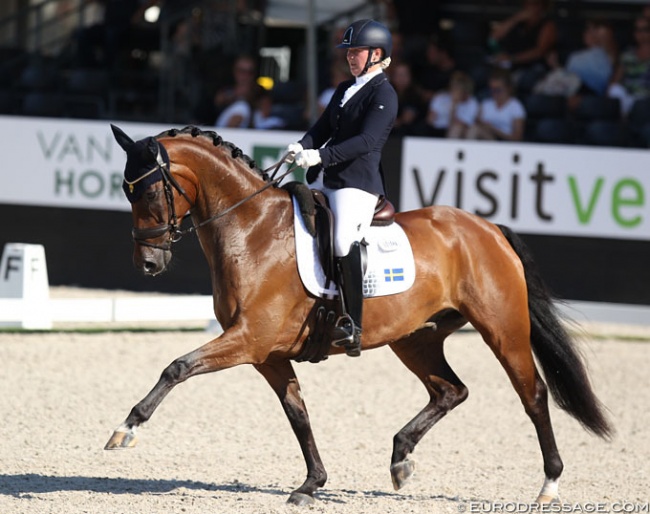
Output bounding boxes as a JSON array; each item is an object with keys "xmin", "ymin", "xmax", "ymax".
[
  {"xmin": 496, "ymin": 344, "xmax": 563, "ymax": 502},
  {"xmin": 469, "ymin": 314, "xmax": 563, "ymax": 503},
  {"xmin": 254, "ymin": 358, "xmax": 327, "ymax": 506},
  {"xmin": 388, "ymin": 329, "xmax": 468, "ymax": 490}
]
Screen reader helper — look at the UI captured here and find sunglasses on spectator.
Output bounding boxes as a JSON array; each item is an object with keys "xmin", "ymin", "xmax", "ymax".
[{"xmin": 236, "ymin": 67, "xmax": 256, "ymax": 74}]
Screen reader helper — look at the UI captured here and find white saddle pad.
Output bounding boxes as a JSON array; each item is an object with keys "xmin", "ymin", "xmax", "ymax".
[{"xmin": 292, "ymin": 196, "xmax": 415, "ymax": 299}]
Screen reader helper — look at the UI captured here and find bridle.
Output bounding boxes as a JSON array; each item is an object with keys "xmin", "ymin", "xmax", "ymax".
[{"xmin": 127, "ymin": 144, "xmax": 297, "ymax": 251}]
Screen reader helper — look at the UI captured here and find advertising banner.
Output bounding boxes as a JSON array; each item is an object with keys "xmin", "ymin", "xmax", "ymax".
[
  {"xmin": 0, "ymin": 116, "xmax": 303, "ymax": 212},
  {"xmin": 400, "ymin": 138, "xmax": 650, "ymax": 241},
  {"xmin": 5, "ymin": 116, "xmax": 650, "ymax": 241}
]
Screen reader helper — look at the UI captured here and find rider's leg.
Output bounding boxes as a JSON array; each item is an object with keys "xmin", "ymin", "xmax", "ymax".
[
  {"xmin": 322, "ymin": 186, "xmax": 377, "ymax": 356},
  {"xmin": 332, "ymin": 241, "xmax": 364, "ymax": 354}
]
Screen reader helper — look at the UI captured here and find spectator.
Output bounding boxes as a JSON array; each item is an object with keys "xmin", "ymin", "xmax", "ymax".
[
  {"xmin": 389, "ymin": 61, "xmax": 426, "ymax": 135},
  {"xmin": 318, "ymin": 61, "xmax": 350, "ymax": 115},
  {"xmin": 608, "ymin": 15, "xmax": 650, "ymax": 115},
  {"xmin": 643, "ymin": 3, "xmax": 650, "ymax": 20},
  {"xmin": 253, "ymin": 89, "xmax": 286, "ymax": 130},
  {"xmin": 426, "ymin": 71, "xmax": 479, "ymax": 138},
  {"xmin": 213, "ymin": 54, "xmax": 260, "ymax": 128},
  {"xmin": 489, "ymin": 0, "xmax": 557, "ymax": 92},
  {"xmin": 414, "ymin": 34, "xmax": 457, "ymax": 104},
  {"xmin": 387, "ymin": 0, "xmax": 441, "ymax": 63},
  {"xmin": 565, "ymin": 19, "xmax": 617, "ymax": 96},
  {"xmin": 466, "ymin": 68, "xmax": 526, "ymax": 141}
]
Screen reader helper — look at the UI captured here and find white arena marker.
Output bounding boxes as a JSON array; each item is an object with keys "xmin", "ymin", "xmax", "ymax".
[{"xmin": 0, "ymin": 243, "xmax": 52, "ymax": 329}]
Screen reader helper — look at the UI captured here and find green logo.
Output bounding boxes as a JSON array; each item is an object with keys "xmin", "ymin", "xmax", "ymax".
[{"xmin": 252, "ymin": 145, "xmax": 306, "ymax": 183}]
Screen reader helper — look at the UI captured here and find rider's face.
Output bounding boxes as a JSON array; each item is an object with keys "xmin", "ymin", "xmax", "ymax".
[{"xmin": 346, "ymin": 47, "xmax": 371, "ymax": 76}]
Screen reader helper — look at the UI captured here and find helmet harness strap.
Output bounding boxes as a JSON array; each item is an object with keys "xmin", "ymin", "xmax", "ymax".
[{"xmin": 361, "ymin": 47, "xmax": 383, "ymax": 75}]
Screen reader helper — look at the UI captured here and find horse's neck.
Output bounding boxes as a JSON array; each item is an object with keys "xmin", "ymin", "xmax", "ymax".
[
  {"xmin": 192, "ymin": 156, "xmax": 293, "ymax": 285},
  {"xmin": 197, "ymin": 154, "xmax": 266, "ymax": 213},
  {"xmin": 198, "ymin": 185, "xmax": 294, "ymax": 327}
]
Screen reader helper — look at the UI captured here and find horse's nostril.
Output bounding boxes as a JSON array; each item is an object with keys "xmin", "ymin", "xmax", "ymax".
[{"xmin": 143, "ymin": 260, "xmax": 158, "ymax": 274}]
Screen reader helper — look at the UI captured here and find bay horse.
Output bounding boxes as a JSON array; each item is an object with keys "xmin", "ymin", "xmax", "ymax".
[{"xmin": 106, "ymin": 124, "xmax": 612, "ymax": 506}]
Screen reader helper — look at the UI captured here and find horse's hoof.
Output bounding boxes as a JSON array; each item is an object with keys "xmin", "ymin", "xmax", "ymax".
[
  {"xmin": 104, "ymin": 427, "xmax": 138, "ymax": 450},
  {"xmin": 390, "ymin": 459, "xmax": 415, "ymax": 490},
  {"xmin": 536, "ymin": 494, "xmax": 560, "ymax": 505},
  {"xmin": 287, "ymin": 492, "xmax": 315, "ymax": 506}
]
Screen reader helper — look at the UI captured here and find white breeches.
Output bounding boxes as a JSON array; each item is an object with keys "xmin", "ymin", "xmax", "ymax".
[{"xmin": 321, "ymin": 186, "xmax": 378, "ymax": 257}]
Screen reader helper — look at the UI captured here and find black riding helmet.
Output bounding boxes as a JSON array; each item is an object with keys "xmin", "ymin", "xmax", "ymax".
[{"xmin": 337, "ymin": 19, "xmax": 392, "ymax": 75}]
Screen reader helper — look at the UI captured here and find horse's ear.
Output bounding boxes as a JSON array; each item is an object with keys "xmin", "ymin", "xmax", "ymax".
[
  {"xmin": 111, "ymin": 124, "xmax": 134, "ymax": 152},
  {"xmin": 146, "ymin": 137, "xmax": 159, "ymax": 157}
]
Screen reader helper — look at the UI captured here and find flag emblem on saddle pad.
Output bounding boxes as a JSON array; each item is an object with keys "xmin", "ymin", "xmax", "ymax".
[{"xmin": 384, "ymin": 268, "xmax": 404, "ymax": 282}]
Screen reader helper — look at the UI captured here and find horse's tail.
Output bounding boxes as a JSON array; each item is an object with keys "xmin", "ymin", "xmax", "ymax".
[{"xmin": 497, "ymin": 224, "xmax": 613, "ymax": 439}]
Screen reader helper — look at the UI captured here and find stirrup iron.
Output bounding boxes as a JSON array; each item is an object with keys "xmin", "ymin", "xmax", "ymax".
[{"xmin": 330, "ymin": 314, "xmax": 355, "ymax": 347}]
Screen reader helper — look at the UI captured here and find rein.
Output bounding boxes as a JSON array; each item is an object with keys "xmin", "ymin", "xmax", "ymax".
[{"xmin": 131, "ymin": 150, "xmax": 297, "ymax": 250}]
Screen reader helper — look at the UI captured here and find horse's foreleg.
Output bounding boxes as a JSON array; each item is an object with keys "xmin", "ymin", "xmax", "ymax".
[
  {"xmin": 254, "ymin": 359, "xmax": 327, "ymax": 506},
  {"xmin": 388, "ymin": 332, "xmax": 468, "ymax": 490},
  {"xmin": 105, "ymin": 330, "xmax": 254, "ymax": 450}
]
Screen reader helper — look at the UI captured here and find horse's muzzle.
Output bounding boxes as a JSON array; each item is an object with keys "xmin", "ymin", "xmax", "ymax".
[{"xmin": 134, "ymin": 246, "xmax": 171, "ymax": 276}]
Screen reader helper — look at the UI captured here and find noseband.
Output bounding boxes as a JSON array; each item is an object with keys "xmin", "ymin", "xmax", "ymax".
[{"xmin": 128, "ymin": 146, "xmax": 296, "ymax": 251}]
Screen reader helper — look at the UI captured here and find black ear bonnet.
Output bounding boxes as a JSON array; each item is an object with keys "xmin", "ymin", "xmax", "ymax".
[{"xmin": 121, "ymin": 136, "xmax": 170, "ymax": 203}]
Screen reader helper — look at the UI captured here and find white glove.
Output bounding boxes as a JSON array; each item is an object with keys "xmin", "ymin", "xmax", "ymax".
[
  {"xmin": 295, "ymin": 149, "xmax": 322, "ymax": 168},
  {"xmin": 284, "ymin": 142, "xmax": 303, "ymax": 163}
]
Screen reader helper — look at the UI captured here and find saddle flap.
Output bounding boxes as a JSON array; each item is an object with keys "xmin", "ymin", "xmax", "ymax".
[
  {"xmin": 312, "ymin": 191, "xmax": 336, "ymax": 281},
  {"xmin": 292, "ymin": 196, "xmax": 415, "ymax": 300}
]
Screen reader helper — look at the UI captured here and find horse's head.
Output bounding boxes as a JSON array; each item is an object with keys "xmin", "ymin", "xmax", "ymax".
[{"xmin": 112, "ymin": 124, "xmax": 190, "ymax": 276}]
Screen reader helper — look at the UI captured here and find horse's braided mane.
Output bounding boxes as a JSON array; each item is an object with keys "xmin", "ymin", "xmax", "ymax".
[{"xmin": 155, "ymin": 125, "xmax": 268, "ymax": 180}]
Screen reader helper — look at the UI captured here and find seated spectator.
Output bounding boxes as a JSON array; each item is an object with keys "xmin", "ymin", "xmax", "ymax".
[
  {"xmin": 489, "ymin": 0, "xmax": 557, "ymax": 92},
  {"xmin": 387, "ymin": 0, "xmax": 441, "ymax": 62},
  {"xmin": 389, "ymin": 62, "xmax": 427, "ymax": 135},
  {"xmin": 466, "ymin": 69, "xmax": 526, "ymax": 141},
  {"xmin": 215, "ymin": 96, "xmax": 254, "ymax": 128},
  {"xmin": 426, "ymin": 71, "xmax": 479, "ymax": 138},
  {"xmin": 413, "ymin": 34, "xmax": 457, "ymax": 104},
  {"xmin": 565, "ymin": 19, "xmax": 617, "ymax": 96},
  {"xmin": 213, "ymin": 54, "xmax": 260, "ymax": 128},
  {"xmin": 253, "ymin": 89, "xmax": 286, "ymax": 130},
  {"xmin": 608, "ymin": 15, "xmax": 650, "ymax": 115},
  {"xmin": 318, "ymin": 61, "xmax": 350, "ymax": 115}
]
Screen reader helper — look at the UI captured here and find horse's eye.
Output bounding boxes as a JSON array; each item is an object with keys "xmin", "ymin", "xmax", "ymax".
[{"xmin": 145, "ymin": 190, "xmax": 158, "ymax": 202}]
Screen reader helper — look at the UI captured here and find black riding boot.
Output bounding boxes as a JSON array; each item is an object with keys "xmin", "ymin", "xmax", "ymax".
[{"xmin": 330, "ymin": 242, "xmax": 364, "ymax": 357}]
